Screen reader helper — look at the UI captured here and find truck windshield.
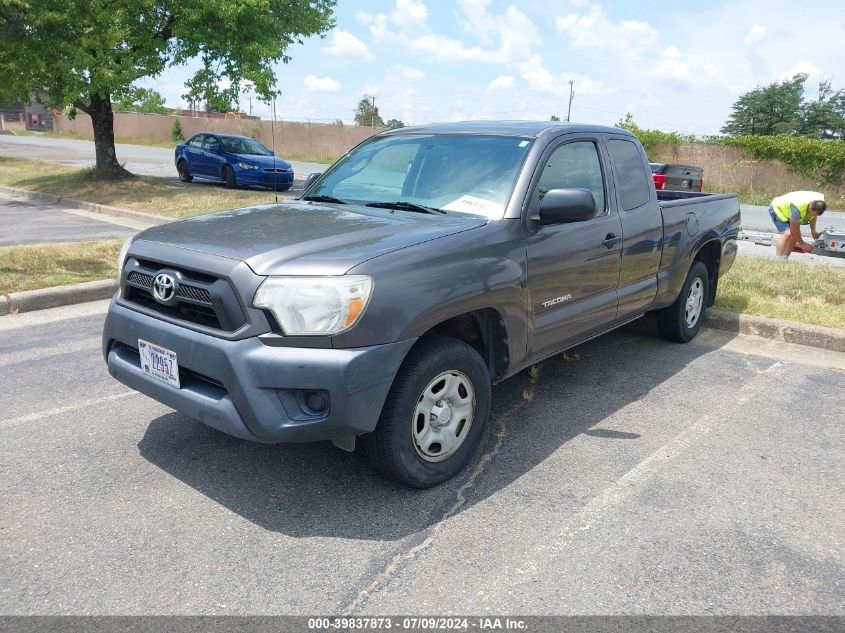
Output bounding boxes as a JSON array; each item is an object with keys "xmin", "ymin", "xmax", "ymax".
[{"xmin": 308, "ymin": 134, "xmax": 533, "ymax": 218}]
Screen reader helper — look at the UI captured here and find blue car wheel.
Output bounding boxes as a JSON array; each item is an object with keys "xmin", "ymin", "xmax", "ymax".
[
  {"xmin": 223, "ymin": 165, "xmax": 237, "ymax": 189},
  {"xmin": 177, "ymin": 159, "xmax": 192, "ymax": 183}
]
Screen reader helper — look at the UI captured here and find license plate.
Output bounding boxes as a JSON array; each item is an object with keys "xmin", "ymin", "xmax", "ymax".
[{"xmin": 138, "ymin": 339, "xmax": 180, "ymax": 388}]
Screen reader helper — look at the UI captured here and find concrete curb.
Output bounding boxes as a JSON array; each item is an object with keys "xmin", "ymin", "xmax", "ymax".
[
  {"xmin": 704, "ymin": 309, "xmax": 845, "ymax": 353},
  {"xmin": 0, "ymin": 185, "xmax": 165, "ymax": 224},
  {"xmin": 1, "ymin": 279, "xmax": 117, "ymax": 316}
]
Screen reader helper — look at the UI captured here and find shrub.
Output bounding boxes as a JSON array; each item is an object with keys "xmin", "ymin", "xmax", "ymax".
[
  {"xmin": 713, "ymin": 135, "xmax": 845, "ymax": 185},
  {"xmin": 170, "ymin": 118, "xmax": 184, "ymax": 142}
]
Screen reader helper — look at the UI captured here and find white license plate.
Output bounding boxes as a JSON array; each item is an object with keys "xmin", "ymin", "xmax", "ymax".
[{"xmin": 138, "ymin": 339, "xmax": 180, "ymax": 388}]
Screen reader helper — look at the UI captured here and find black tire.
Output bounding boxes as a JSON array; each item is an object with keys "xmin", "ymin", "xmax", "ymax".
[
  {"xmin": 223, "ymin": 165, "xmax": 236, "ymax": 189},
  {"xmin": 657, "ymin": 260, "xmax": 710, "ymax": 343},
  {"xmin": 362, "ymin": 335, "xmax": 492, "ymax": 489},
  {"xmin": 177, "ymin": 159, "xmax": 192, "ymax": 183}
]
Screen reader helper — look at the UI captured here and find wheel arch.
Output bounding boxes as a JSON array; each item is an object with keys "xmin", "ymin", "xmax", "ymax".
[{"xmin": 416, "ymin": 308, "xmax": 510, "ymax": 383}]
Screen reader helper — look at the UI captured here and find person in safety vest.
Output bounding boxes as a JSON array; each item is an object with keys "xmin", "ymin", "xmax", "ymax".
[{"xmin": 768, "ymin": 191, "xmax": 827, "ymax": 259}]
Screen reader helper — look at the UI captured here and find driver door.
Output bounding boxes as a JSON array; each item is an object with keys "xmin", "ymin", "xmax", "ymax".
[{"xmin": 525, "ymin": 137, "xmax": 623, "ymax": 361}]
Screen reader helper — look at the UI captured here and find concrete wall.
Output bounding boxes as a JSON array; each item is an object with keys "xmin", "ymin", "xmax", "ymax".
[
  {"xmin": 55, "ymin": 111, "xmax": 378, "ymax": 161},
  {"xmin": 649, "ymin": 143, "xmax": 843, "ymax": 198}
]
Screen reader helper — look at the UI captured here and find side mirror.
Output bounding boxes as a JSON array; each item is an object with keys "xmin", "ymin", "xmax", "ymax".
[
  {"xmin": 303, "ymin": 172, "xmax": 322, "ymax": 191},
  {"xmin": 538, "ymin": 188, "xmax": 597, "ymax": 224}
]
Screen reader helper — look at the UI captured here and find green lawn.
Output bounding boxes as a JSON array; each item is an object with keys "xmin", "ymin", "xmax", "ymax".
[
  {"xmin": 0, "ymin": 240, "xmax": 122, "ymax": 295},
  {"xmin": 715, "ymin": 255, "xmax": 845, "ymax": 329},
  {"xmin": 0, "ymin": 157, "xmax": 290, "ymax": 218}
]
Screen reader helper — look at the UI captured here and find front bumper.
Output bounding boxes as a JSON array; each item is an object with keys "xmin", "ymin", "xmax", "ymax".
[
  {"xmin": 103, "ymin": 299, "xmax": 415, "ymax": 444},
  {"xmin": 236, "ymin": 169, "xmax": 294, "ymax": 189}
]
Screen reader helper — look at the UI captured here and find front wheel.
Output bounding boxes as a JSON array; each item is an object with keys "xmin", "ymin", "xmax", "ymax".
[
  {"xmin": 223, "ymin": 165, "xmax": 236, "ymax": 189},
  {"xmin": 657, "ymin": 260, "xmax": 710, "ymax": 343},
  {"xmin": 177, "ymin": 159, "xmax": 192, "ymax": 183},
  {"xmin": 362, "ymin": 336, "xmax": 492, "ymax": 488}
]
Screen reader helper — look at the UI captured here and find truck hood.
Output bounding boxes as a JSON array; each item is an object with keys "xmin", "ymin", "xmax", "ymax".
[{"xmin": 136, "ymin": 201, "xmax": 487, "ymax": 276}]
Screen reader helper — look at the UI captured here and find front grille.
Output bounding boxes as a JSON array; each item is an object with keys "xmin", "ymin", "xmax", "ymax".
[
  {"xmin": 125, "ymin": 286, "xmax": 222, "ymax": 329},
  {"xmin": 176, "ymin": 284, "xmax": 212, "ymax": 304},
  {"xmin": 263, "ymin": 167, "xmax": 289, "ymax": 173},
  {"xmin": 128, "ymin": 271, "xmax": 154, "ymax": 288},
  {"xmin": 122, "ymin": 261, "xmax": 246, "ymax": 332}
]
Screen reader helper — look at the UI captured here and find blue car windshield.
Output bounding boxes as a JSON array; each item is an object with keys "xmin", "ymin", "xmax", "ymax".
[
  {"xmin": 309, "ymin": 134, "xmax": 533, "ymax": 218},
  {"xmin": 219, "ymin": 136, "xmax": 271, "ymax": 156}
]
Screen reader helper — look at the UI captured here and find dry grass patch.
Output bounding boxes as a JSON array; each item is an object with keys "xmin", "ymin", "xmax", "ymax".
[
  {"xmin": 0, "ymin": 157, "xmax": 290, "ymax": 219},
  {"xmin": 0, "ymin": 240, "xmax": 122, "ymax": 295},
  {"xmin": 715, "ymin": 255, "xmax": 845, "ymax": 329}
]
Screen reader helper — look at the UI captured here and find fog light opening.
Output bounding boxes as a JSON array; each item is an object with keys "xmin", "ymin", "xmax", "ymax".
[{"xmin": 302, "ymin": 390, "xmax": 329, "ymax": 415}]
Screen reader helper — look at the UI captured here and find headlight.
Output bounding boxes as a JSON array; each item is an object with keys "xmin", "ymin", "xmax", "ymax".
[
  {"xmin": 116, "ymin": 237, "xmax": 133, "ymax": 273},
  {"xmin": 237, "ymin": 161, "xmax": 260, "ymax": 170},
  {"xmin": 253, "ymin": 276, "xmax": 373, "ymax": 335}
]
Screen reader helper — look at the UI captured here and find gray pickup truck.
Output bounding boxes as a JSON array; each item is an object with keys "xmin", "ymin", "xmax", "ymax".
[{"xmin": 103, "ymin": 121, "xmax": 740, "ymax": 488}]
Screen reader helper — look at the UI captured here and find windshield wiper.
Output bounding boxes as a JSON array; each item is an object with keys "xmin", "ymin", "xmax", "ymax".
[
  {"xmin": 302, "ymin": 195, "xmax": 347, "ymax": 204},
  {"xmin": 365, "ymin": 201, "xmax": 446, "ymax": 214}
]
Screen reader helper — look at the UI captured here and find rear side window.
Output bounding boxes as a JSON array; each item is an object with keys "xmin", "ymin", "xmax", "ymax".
[
  {"xmin": 608, "ymin": 139, "xmax": 650, "ymax": 210},
  {"xmin": 537, "ymin": 141, "xmax": 606, "ymax": 213},
  {"xmin": 187, "ymin": 135, "xmax": 205, "ymax": 147}
]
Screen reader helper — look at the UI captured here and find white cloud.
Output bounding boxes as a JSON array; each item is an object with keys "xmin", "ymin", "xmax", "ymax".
[
  {"xmin": 323, "ymin": 31, "xmax": 373, "ymax": 61},
  {"xmin": 652, "ymin": 45, "xmax": 690, "ymax": 81},
  {"xmin": 388, "ymin": 65, "xmax": 425, "ymax": 81},
  {"xmin": 303, "ymin": 75, "xmax": 341, "ymax": 93},
  {"xmin": 390, "ymin": 0, "xmax": 428, "ymax": 33},
  {"xmin": 487, "ymin": 75, "xmax": 515, "ymax": 92},
  {"xmin": 744, "ymin": 24, "xmax": 767, "ymax": 45},
  {"xmin": 367, "ymin": 0, "xmax": 540, "ymax": 65},
  {"xmin": 519, "ymin": 55, "xmax": 610, "ymax": 96},
  {"xmin": 777, "ymin": 60, "xmax": 822, "ymax": 81},
  {"xmin": 555, "ymin": 4, "xmax": 658, "ymax": 54}
]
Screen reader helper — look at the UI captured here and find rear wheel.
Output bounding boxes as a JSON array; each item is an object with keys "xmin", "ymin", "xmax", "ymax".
[
  {"xmin": 362, "ymin": 336, "xmax": 491, "ymax": 488},
  {"xmin": 177, "ymin": 160, "xmax": 192, "ymax": 183},
  {"xmin": 657, "ymin": 260, "xmax": 710, "ymax": 343},
  {"xmin": 223, "ymin": 165, "xmax": 236, "ymax": 189}
]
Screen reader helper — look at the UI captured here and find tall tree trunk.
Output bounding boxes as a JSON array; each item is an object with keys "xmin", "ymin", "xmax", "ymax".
[{"xmin": 89, "ymin": 92, "xmax": 124, "ymax": 173}]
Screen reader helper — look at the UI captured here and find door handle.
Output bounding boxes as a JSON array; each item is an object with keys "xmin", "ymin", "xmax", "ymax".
[{"xmin": 602, "ymin": 233, "xmax": 622, "ymax": 248}]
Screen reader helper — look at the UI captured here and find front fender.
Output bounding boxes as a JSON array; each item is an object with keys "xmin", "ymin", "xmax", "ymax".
[{"xmin": 335, "ymin": 221, "xmax": 531, "ymax": 373}]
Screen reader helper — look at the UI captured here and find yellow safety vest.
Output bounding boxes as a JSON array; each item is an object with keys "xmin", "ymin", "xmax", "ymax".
[{"xmin": 771, "ymin": 191, "xmax": 824, "ymax": 225}]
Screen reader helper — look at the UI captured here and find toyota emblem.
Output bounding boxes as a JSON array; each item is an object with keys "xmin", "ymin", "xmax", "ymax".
[{"xmin": 152, "ymin": 273, "xmax": 177, "ymax": 304}]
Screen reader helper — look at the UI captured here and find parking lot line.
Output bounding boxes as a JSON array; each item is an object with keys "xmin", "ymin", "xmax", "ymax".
[{"xmin": 0, "ymin": 391, "xmax": 137, "ymax": 429}]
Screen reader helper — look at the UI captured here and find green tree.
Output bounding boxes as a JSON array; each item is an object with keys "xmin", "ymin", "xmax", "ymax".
[
  {"xmin": 354, "ymin": 95, "xmax": 384, "ymax": 127},
  {"xmin": 385, "ymin": 118, "xmax": 405, "ymax": 129},
  {"xmin": 798, "ymin": 79, "xmax": 845, "ymax": 139},
  {"xmin": 0, "ymin": 0, "xmax": 335, "ymax": 175},
  {"xmin": 550, "ymin": 115, "xmax": 561, "ymax": 122},
  {"xmin": 181, "ymin": 59, "xmax": 238, "ymax": 114},
  {"xmin": 115, "ymin": 87, "xmax": 167, "ymax": 114},
  {"xmin": 170, "ymin": 118, "xmax": 184, "ymax": 142},
  {"xmin": 721, "ymin": 74, "xmax": 807, "ymax": 136}
]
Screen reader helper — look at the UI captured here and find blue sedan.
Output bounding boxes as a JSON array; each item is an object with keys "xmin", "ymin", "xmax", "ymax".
[{"xmin": 175, "ymin": 133, "xmax": 294, "ymax": 191}]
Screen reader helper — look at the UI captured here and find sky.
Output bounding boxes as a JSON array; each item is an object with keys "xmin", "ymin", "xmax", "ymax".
[{"xmin": 142, "ymin": 0, "xmax": 845, "ymax": 135}]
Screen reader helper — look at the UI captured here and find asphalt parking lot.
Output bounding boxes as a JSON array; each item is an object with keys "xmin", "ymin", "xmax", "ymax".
[
  {"xmin": 1, "ymin": 302, "xmax": 842, "ymax": 615},
  {"xmin": 0, "ymin": 192, "xmax": 149, "ymax": 246}
]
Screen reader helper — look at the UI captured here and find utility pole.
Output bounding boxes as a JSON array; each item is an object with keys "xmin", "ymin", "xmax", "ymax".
[
  {"xmin": 371, "ymin": 96, "xmax": 376, "ymax": 127},
  {"xmin": 566, "ymin": 81, "xmax": 575, "ymax": 122}
]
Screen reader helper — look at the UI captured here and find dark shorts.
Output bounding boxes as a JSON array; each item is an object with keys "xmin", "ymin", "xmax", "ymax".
[{"xmin": 769, "ymin": 206, "xmax": 790, "ymax": 232}]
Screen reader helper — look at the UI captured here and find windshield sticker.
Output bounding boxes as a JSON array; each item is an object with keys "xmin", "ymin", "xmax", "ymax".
[
  {"xmin": 518, "ymin": 140, "xmax": 530, "ymax": 148},
  {"xmin": 442, "ymin": 195, "xmax": 505, "ymax": 216}
]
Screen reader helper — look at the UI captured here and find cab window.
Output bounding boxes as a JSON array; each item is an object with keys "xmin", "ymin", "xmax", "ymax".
[
  {"xmin": 607, "ymin": 139, "xmax": 650, "ymax": 210},
  {"xmin": 537, "ymin": 141, "xmax": 606, "ymax": 213}
]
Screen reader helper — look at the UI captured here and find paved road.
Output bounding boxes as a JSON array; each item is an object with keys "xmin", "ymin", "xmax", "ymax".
[
  {"xmin": 0, "ymin": 134, "xmax": 327, "ymax": 182},
  {"xmin": 1, "ymin": 302, "xmax": 842, "ymax": 615},
  {"xmin": 0, "ymin": 192, "xmax": 150, "ymax": 246}
]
